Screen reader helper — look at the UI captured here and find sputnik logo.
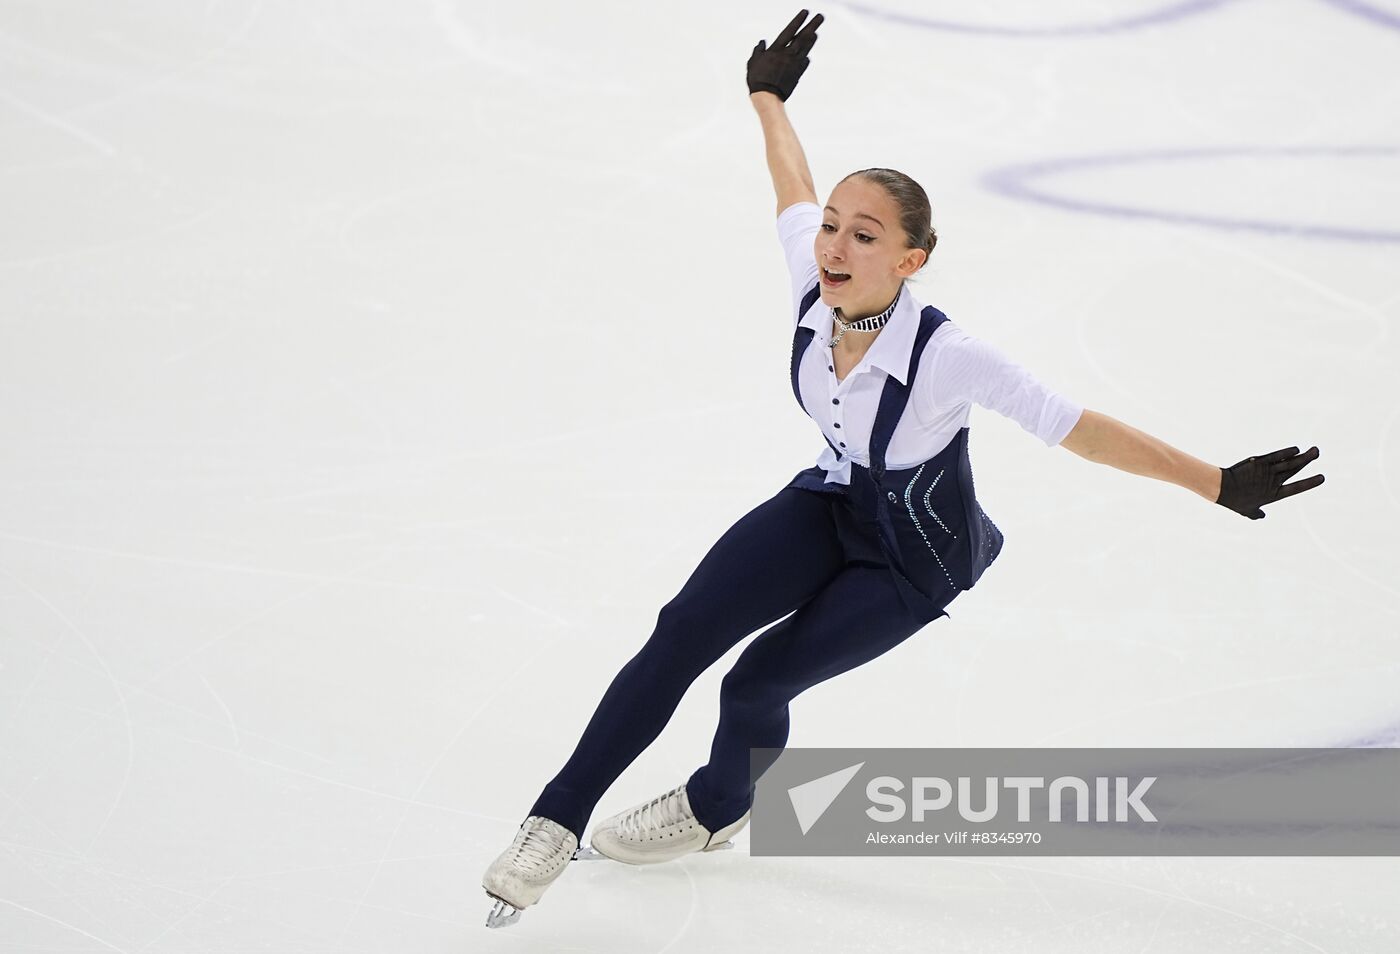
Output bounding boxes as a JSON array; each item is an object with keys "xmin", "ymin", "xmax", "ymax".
[{"xmin": 786, "ymin": 762, "xmax": 865, "ymax": 835}]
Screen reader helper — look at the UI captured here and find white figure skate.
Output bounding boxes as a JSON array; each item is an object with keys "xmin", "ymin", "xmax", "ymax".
[
  {"xmin": 481, "ymin": 815, "xmax": 578, "ymax": 929},
  {"xmin": 577, "ymin": 782, "xmax": 750, "ymax": 865}
]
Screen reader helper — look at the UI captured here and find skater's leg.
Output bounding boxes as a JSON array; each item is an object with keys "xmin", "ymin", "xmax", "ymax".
[
  {"xmin": 684, "ymin": 564, "xmax": 942, "ymax": 831},
  {"xmin": 528, "ymin": 486, "xmax": 846, "ymax": 841}
]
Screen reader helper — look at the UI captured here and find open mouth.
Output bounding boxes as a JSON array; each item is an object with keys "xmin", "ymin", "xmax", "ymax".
[{"xmin": 822, "ymin": 266, "xmax": 851, "ymax": 288}]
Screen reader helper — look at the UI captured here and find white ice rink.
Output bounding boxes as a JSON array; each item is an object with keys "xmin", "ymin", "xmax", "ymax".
[{"xmin": 2, "ymin": 0, "xmax": 1399, "ymax": 950}]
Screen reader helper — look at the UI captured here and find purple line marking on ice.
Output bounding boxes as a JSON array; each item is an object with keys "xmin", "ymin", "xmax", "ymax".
[
  {"xmin": 1320, "ymin": 0, "xmax": 1400, "ymax": 31},
  {"xmin": 835, "ymin": 0, "xmax": 1242, "ymax": 37},
  {"xmin": 1341, "ymin": 721, "xmax": 1400, "ymax": 747},
  {"xmin": 981, "ymin": 146, "xmax": 1400, "ymax": 244}
]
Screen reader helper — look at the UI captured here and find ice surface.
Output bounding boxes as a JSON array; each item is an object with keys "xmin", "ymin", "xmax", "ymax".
[{"xmin": 0, "ymin": 0, "xmax": 1397, "ymax": 950}]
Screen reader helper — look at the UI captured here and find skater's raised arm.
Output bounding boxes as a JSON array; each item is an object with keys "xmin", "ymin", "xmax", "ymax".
[
  {"xmin": 748, "ymin": 10, "xmax": 824, "ymax": 217},
  {"xmin": 1059, "ymin": 411, "xmax": 1325, "ymax": 519},
  {"xmin": 752, "ymin": 96, "xmax": 816, "ymax": 217}
]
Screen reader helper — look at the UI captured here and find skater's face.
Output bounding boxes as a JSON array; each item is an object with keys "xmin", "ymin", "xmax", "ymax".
[{"xmin": 815, "ymin": 178, "xmax": 926, "ymax": 315}]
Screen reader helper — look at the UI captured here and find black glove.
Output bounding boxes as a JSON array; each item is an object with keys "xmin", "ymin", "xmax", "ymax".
[
  {"xmin": 747, "ymin": 9, "xmax": 824, "ymax": 102},
  {"xmin": 1215, "ymin": 445, "xmax": 1324, "ymax": 519}
]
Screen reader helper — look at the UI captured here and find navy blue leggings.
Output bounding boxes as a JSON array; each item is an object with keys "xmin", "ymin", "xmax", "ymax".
[{"xmin": 528, "ymin": 484, "xmax": 944, "ymax": 842}]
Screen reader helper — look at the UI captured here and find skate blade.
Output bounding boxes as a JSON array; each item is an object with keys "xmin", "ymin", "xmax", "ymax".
[
  {"xmin": 576, "ymin": 840, "xmax": 734, "ymax": 862},
  {"xmin": 484, "ymin": 895, "xmax": 521, "ymax": 929}
]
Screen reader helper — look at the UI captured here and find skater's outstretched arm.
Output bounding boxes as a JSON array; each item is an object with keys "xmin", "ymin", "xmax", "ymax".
[
  {"xmin": 1059, "ymin": 410, "xmax": 1325, "ymax": 519},
  {"xmin": 748, "ymin": 10, "xmax": 824, "ymax": 217},
  {"xmin": 1060, "ymin": 410, "xmax": 1219, "ymax": 498}
]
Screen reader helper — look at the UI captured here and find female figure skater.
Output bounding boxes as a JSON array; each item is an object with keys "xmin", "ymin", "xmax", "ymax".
[{"xmin": 481, "ymin": 9, "xmax": 1324, "ymax": 929}]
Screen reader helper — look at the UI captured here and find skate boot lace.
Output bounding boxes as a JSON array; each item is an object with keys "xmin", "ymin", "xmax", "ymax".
[
  {"xmin": 511, "ymin": 817, "xmax": 567, "ymax": 870},
  {"xmin": 618, "ymin": 784, "xmax": 690, "ymax": 840}
]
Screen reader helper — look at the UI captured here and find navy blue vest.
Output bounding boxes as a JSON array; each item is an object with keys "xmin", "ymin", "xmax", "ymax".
[{"xmin": 785, "ymin": 286, "xmax": 1004, "ymax": 621}]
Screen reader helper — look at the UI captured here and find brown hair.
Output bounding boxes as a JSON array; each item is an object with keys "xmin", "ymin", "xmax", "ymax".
[{"xmin": 840, "ymin": 168, "xmax": 937, "ymax": 278}]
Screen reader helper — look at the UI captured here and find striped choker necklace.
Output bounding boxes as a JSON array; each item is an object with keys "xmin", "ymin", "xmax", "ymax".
[{"xmin": 829, "ymin": 284, "xmax": 902, "ymax": 347}]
